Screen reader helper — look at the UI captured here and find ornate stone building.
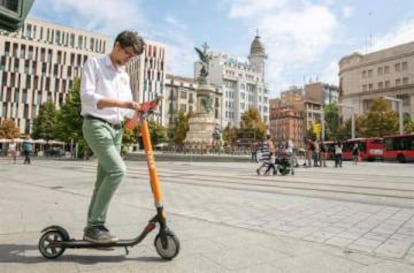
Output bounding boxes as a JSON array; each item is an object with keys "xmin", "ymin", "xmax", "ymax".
[{"xmin": 339, "ymin": 42, "xmax": 414, "ymax": 120}]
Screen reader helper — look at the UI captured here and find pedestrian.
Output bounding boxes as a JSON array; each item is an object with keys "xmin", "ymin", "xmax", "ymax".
[
  {"xmin": 352, "ymin": 143, "xmax": 360, "ymax": 164},
  {"xmin": 319, "ymin": 140, "xmax": 327, "ymax": 167},
  {"xmin": 251, "ymin": 143, "xmax": 257, "ymax": 163},
  {"xmin": 8, "ymin": 140, "xmax": 17, "ymax": 164},
  {"xmin": 306, "ymin": 139, "xmax": 314, "ymax": 167},
  {"xmin": 334, "ymin": 141, "xmax": 343, "ymax": 168},
  {"xmin": 80, "ymin": 30, "xmax": 145, "ymax": 243},
  {"xmin": 313, "ymin": 140, "xmax": 320, "ymax": 167},
  {"xmin": 22, "ymin": 135, "xmax": 33, "ymax": 164},
  {"xmin": 285, "ymin": 139, "xmax": 294, "ymax": 173},
  {"xmin": 256, "ymin": 135, "xmax": 274, "ymax": 175},
  {"xmin": 264, "ymin": 152, "xmax": 277, "ymax": 175}
]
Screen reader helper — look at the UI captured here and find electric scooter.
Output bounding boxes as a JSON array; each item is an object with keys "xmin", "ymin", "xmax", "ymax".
[{"xmin": 38, "ymin": 97, "xmax": 180, "ymax": 260}]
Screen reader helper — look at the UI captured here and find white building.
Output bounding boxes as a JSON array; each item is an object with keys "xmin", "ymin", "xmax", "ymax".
[
  {"xmin": 126, "ymin": 39, "xmax": 166, "ymax": 125},
  {"xmin": 0, "ymin": 17, "xmax": 110, "ymax": 134},
  {"xmin": 195, "ymin": 34, "xmax": 270, "ymax": 128}
]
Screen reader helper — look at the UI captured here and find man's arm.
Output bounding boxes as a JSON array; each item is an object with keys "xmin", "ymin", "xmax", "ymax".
[{"xmin": 96, "ymin": 98, "xmax": 141, "ymax": 111}]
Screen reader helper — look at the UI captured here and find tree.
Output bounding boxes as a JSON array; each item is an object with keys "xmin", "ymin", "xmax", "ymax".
[
  {"xmin": 0, "ymin": 119, "xmax": 20, "ymax": 138},
  {"xmin": 324, "ymin": 103, "xmax": 339, "ymax": 140},
  {"xmin": 148, "ymin": 119, "xmax": 166, "ymax": 145},
  {"xmin": 32, "ymin": 100, "xmax": 58, "ymax": 140},
  {"xmin": 222, "ymin": 124, "xmax": 238, "ymax": 146},
  {"xmin": 336, "ymin": 115, "xmax": 366, "ymax": 140},
  {"xmin": 54, "ymin": 78, "xmax": 83, "ymax": 143},
  {"xmin": 363, "ymin": 97, "xmax": 398, "ymax": 137},
  {"xmin": 403, "ymin": 113, "xmax": 414, "ymax": 134},
  {"xmin": 173, "ymin": 111, "xmax": 191, "ymax": 145},
  {"xmin": 239, "ymin": 108, "xmax": 267, "ymax": 141}
]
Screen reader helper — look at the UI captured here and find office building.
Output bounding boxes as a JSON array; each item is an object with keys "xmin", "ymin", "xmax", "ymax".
[
  {"xmin": 339, "ymin": 41, "xmax": 414, "ymax": 119},
  {"xmin": 0, "ymin": 17, "xmax": 110, "ymax": 134}
]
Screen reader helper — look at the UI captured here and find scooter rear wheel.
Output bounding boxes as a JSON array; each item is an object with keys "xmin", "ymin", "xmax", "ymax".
[
  {"xmin": 154, "ymin": 233, "xmax": 180, "ymax": 260},
  {"xmin": 38, "ymin": 230, "xmax": 66, "ymax": 259}
]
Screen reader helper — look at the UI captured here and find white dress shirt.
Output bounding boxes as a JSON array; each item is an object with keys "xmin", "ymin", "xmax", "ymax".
[{"xmin": 80, "ymin": 55, "xmax": 135, "ymax": 124}]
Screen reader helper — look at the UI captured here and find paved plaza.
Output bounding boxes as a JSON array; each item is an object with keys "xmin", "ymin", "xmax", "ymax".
[{"xmin": 0, "ymin": 157, "xmax": 413, "ymax": 272}]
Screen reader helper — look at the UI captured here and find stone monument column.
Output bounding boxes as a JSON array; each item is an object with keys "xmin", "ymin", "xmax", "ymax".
[{"xmin": 185, "ymin": 43, "xmax": 221, "ymax": 146}]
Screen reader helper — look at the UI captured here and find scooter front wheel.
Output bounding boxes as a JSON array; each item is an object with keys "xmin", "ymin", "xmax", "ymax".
[
  {"xmin": 154, "ymin": 233, "xmax": 180, "ymax": 260},
  {"xmin": 38, "ymin": 230, "xmax": 66, "ymax": 259}
]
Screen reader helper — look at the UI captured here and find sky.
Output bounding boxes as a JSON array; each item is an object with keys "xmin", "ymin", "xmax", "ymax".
[{"xmin": 30, "ymin": 0, "xmax": 414, "ymax": 97}]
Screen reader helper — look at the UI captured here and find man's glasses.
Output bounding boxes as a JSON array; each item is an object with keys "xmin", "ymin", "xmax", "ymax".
[{"xmin": 121, "ymin": 46, "xmax": 136, "ymax": 58}]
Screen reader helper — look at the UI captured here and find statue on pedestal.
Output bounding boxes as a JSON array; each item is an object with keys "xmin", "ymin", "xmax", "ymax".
[{"xmin": 194, "ymin": 42, "xmax": 212, "ymax": 84}]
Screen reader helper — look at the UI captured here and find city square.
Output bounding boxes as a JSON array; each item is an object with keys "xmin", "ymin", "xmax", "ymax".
[
  {"xmin": 0, "ymin": 157, "xmax": 413, "ymax": 272},
  {"xmin": 1, "ymin": 1, "xmax": 414, "ymax": 273}
]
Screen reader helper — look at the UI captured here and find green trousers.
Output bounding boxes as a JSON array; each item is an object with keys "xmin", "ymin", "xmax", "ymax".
[{"xmin": 82, "ymin": 119, "xmax": 125, "ymax": 227}]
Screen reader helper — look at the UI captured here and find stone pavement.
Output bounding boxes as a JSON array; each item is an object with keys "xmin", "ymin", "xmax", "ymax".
[{"xmin": 0, "ymin": 158, "xmax": 413, "ymax": 272}]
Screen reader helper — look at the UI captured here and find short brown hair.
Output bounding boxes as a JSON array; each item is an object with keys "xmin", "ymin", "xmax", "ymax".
[{"xmin": 114, "ymin": 30, "xmax": 145, "ymax": 55}]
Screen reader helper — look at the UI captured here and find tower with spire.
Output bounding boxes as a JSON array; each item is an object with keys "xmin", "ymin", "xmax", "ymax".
[{"xmin": 248, "ymin": 29, "xmax": 267, "ymax": 78}]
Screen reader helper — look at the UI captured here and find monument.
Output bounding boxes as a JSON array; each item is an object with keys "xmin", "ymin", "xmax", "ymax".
[{"xmin": 185, "ymin": 42, "xmax": 221, "ymax": 146}]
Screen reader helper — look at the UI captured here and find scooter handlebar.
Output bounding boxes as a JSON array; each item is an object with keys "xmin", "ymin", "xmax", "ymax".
[{"xmin": 124, "ymin": 97, "xmax": 162, "ymax": 129}]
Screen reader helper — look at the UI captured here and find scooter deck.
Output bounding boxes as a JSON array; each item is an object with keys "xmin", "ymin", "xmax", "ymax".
[{"xmin": 57, "ymin": 238, "xmax": 141, "ymax": 248}]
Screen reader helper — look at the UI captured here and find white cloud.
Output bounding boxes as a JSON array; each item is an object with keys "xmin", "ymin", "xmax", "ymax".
[
  {"xmin": 320, "ymin": 60, "xmax": 339, "ymax": 85},
  {"xmin": 164, "ymin": 16, "xmax": 188, "ymax": 31},
  {"xmin": 371, "ymin": 18, "xmax": 414, "ymax": 52},
  {"xmin": 31, "ymin": 0, "xmax": 196, "ymax": 77},
  {"xmin": 228, "ymin": 0, "xmax": 288, "ymax": 19},
  {"xmin": 254, "ymin": 5, "xmax": 339, "ymax": 94},
  {"xmin": 31, "ymin": 0, "xmax": 146, "ymax": 36},
  {"xmin": 342, "ymin": 5, "xmax": 353, "ymax": 18}
]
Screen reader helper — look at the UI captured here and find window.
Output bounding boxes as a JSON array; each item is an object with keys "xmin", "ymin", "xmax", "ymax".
[
  {"xmin": 385, "ymin": 80, "xmax": 390, "ymax": 88},
  {"xmin": 78, "ymin": 35, "xmax": 83, "ymax": 49},
  {"xmin": 179, "ymin": 103, "xmax": 186, "ymax": 112},
  {"xmin": 395, "ymin": 63, "xmax": 401, "ymax": 72},
  {"xmin": 384, "ymin": 65, "xmax": 390, "ymax": 74},
  {"xmin": 367, "ymin": 69, "xmax": 373, "ymax": 77},
  {"xmin": 378, "ymin": 82, "xmax": 383, "ymax": 89},
  {"xmin": 402, "ymin": 62, "xmax": 408, "ymax": 70},
  {"xmin": 402, "ymin": 77, "xmax": 409, "ymax": 85},
  {"xmin": 396, "ymin": 79, "xmax": 401, "ymax": 86},
  {"xmin": 70, "ymin": 33, "xmax": 75, "ymax": 48},
  {"xmin": 368, "ymin": 83, "xmax": 373, "ymax": 90},
  {"xmin": 180, "ymin": 90, "xmax": 187, "ymax": 99},
  {"xmin": 377, "ymin": 67, "xmax": 383, "ymax": 75}
]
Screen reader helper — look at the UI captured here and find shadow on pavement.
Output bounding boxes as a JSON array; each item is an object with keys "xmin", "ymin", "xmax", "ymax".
[{"xmin": 0, "ymin": 244, "xmax": 167, "ymax": 264}]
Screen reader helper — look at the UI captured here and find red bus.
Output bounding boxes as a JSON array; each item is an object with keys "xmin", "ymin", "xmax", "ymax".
[
  {"xmin": 342, "ymin": 137, "xmax": 384, "ymax": 161},
  {"xmin": 383, "ymin": 133, "xmax": 414, "ymax": 163}
]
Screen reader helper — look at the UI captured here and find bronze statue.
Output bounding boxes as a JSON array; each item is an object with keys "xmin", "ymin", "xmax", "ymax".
[
  {"xmin": 201, "ymin": 94, "xmax": 213, "ymax": 113},
  {"xmin": 194, "ymin": 42, "xmax": 212, "ymax": 83}
]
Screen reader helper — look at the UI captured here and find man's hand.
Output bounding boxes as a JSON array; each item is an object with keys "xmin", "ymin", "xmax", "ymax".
[{"xmin": 126, "ymin": 101, "xmax": 141, "ymax": 111}]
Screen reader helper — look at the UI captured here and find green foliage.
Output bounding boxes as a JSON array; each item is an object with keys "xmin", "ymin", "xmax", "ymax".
[
  {"xmin": 31, "ymin": 100, "xmax": 58, "ymax": 140},
  {"xmin": 324, "ymin": 103, "xmax": 339, "ymax": 140},
  {"xmin": 363, "ymin": 97, "xmax": 398, "ymax": 137},
  {"xmin": 239, "ymin": 108, "xmax": 267, "ymax": 141},
  {"xmin": 336, "ymin": 97, "xmax": 400, "ymax": 139},
  {"xmin": 0, "ymin": 119, "xmax": 20, "ymax": 138},
  {"xmin": 148, "ymin": 119, "xmax": 166, "ymax": 145},
  {"xmin": 222, "ymin": 125, "xmax": 238, "ymax": 145},
  {"xmin": 169, "ymin": 111, "xmax": 191, "ymax": 145},
  {"xmin": 54, "ymin": 78, "xmax": 83, "ymax": 143}
]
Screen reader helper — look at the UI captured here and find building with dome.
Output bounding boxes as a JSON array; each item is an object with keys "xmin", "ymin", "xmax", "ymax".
[{"xmin": 194, "ymin": 33, "xmax": 270, "ymax": 129}]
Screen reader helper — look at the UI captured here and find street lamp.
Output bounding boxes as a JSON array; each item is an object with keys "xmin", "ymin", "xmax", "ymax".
[
  {"xmin": 384, "ymin": 96, "xmax": 403, "ymax": 135},
  {"xmin": 338, "ymin": 104, "xmax": 355, "ymax": 139}
]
